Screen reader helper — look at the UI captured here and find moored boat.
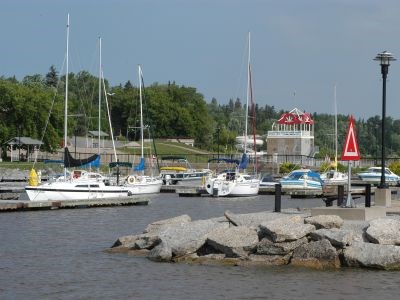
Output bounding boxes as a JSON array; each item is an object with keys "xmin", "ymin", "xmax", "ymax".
[{"xmin": 280, "ymin": 169, "xmax": 323, "ymax": 189}]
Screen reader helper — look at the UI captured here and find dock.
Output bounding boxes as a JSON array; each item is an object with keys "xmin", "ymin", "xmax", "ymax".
[{"xmin": 0, "ymin": 196, "xmax": 149, "ymax": 212}]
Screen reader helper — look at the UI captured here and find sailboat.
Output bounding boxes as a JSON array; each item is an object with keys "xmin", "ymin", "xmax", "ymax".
[
  {"xmin": 205, "ymin": 32, "xmax": 260, "ymax": 197},
  {"xmin": 25, "ymin": 15, "xmax": 130, "ymax": 201},
  {"xmin": 121, "ymin": 65, "xmax": 162, "ymax": 194},
  {"xmin": 320, "ymin": 84, "xmax": 348, "ymax": 185}
]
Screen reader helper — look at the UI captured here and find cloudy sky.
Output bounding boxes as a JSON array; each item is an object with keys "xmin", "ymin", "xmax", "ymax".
[{"xmin": 1, "ymin": 0, "xmax": 400, "ymax": 119}]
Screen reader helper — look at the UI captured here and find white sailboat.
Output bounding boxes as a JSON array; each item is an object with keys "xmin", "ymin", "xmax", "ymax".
[
  {"xmin": 122, "ymin": 65, "xmax": 162, "ymax": 194},
  {"xmin": 25, "ymin": 15, "xmax": 130, "ymax": 201},
  {"xmin": 321, "ymin": 84, "xmax": 348, "ymax": 184},
  {"xmin": 205, "ymin": 32, "xmax": 260, "ymax": 197}
]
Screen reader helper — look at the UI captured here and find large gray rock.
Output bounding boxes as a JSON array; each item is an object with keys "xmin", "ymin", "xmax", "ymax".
[
  {"xmin": 111, "ymin": 233, "xmax": 160, "ymax": 249},
  {"xmin": 144, "ymin": 214, "xmax": 192, "ymax": 234},
  {"xmin": 343, "ymin": 241, "xmax": 400, "ymax": 270},
  {"xmin": 157, "ymin": 218, "xmax": 229, "ymax": 257},
  {"xmin": 224, "ymin": 210, "xmax": 308, "ymax": 229},
  {"xmin": 205, "ymin": 226, "xmax": 259, "ymax": 258},
  {"xmin": 256, "ymin": 236, "xmax": 308, "ymax": 255},
  {"xmin": 259, "ymin": 215, "xmax": 315, "ymax": 242},
  {"xmin": 305, "ymin": 215, "xmax": 344, "ymax": 229},
  {"xmin": 309, "ymin": 228, "xmax": 357, "ymax": 248},
  {"xmin": 365, "ymin": 218, "xmax": 400, "ymax": 245},
  {"xmin": 242, "ymin": 254, "xmax": 291, "ymax": 266},
  {"xmin": 291, "ymin": 239, "xmax": 340, "ymax": 269},
  {"xmin": 148, "ymin": 241, "xmax": 172, "ymax": 262}
]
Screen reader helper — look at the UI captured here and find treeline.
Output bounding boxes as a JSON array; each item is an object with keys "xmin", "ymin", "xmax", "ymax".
[{"xmin": 1, "ymin": 67, "xmax": 399, "ymax": 158}]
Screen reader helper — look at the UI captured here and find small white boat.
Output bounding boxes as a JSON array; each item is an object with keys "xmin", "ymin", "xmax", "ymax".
[
  {"xmin": 159, "ymin": 156, "xmax": 212, "ymax": 186},
  {"xmin": 280, "ymin": 169, "xmax": 323, "ymax": 189},
  {"xmin": 320, "ymin": 170, "xmax": 348, "ymax": 185},
  {"xmin": 357, "ymin": 167, "xmax": 400, "ymax": 184},
  {"xmin": 205, "ymin": 170, "xmax": 260, "ymax": 197}
]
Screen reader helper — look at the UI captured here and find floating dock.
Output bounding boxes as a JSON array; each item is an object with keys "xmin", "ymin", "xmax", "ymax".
[{"xmin": 0, "ymin": 196, "xmax": 149, "ymax": 212}]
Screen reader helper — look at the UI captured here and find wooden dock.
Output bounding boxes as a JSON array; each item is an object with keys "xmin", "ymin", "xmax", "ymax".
[{"xmin": 0, "ymin": 196, "xmax": 149, "ymax": 212}]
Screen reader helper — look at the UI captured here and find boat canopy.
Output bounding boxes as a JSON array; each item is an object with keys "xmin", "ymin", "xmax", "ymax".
[
  {"xmin": 207, "ymin": 158, "xmax": 240, "ymax": 165},
  {"xmin": 64, "ymin": 147, "xmax": 99, "ymax": 168},
  {"xmin": 109, "ymin": 161, "xmax": 133, "ymax": 168}
]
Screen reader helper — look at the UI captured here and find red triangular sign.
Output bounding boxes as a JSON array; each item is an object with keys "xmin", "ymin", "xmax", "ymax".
[{"xmin": 341, "ymin": 115, "xmax": 360, "ymax": 161}]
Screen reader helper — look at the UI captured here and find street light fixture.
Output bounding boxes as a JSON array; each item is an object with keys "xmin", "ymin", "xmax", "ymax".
[{"xmin": 374, "ymin": 51, "xmax": 396, "ymax": 188}]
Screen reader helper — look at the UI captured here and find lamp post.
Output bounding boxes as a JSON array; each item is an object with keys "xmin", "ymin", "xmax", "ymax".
[
  {"xmin": 18, "ymin": 125, "xmax": 21, "ymax": 162},
  {"xmin": 216, "ymin": 127, "xmax": 220, "ymax": 160},
  {"xmin": 374, "ymin": 51, "xmax": 396, "ymax": 189}
]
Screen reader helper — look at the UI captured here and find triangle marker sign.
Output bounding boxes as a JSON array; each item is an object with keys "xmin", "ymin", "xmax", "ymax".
[{"xmin": 341, "ymin": 115, "xmax": 360, "ymax": 161}]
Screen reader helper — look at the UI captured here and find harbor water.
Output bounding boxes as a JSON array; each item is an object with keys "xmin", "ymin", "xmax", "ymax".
[{"xmin": 1, "ymin": 193, "xmax": 400, "ymax": 300}]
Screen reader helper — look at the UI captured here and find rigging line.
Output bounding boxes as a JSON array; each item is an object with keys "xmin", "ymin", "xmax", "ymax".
[
  {"xmin": 32, "ymin": 55, "xmax": 67, "ymax": 168},
  {"xmin": 233, "ymin": 34, "xmax": 248, "ymax": 112},
  {"xmin": 102, "ymin": 70, "xmax": 118, "ymax": 163}
]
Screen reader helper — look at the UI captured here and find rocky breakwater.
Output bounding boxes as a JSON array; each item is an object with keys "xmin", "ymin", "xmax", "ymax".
[{"xmin": 108, "ymin": 210, "xmax": 400, "ymax": 270}]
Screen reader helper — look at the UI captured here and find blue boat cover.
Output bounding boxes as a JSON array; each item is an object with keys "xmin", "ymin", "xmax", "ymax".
[
  {"xmin": 134, "ymin": 157, "xmax": 145, "ymax": 171},
  {"xmin": 238, "ymin": 153, "xmax": 248, "ymax": 170}
]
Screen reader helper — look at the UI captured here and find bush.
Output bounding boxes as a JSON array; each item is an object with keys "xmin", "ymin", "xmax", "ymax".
[
  {"xmin": 389, "ymin": 161, "xmax": 400, "ymax": 176},
  {"xmin": 279, "ymin": 162, "xmax": 300, "ymax": 174}
]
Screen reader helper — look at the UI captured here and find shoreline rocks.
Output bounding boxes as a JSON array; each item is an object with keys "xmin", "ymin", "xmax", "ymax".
[{"xmin": 108, "ymin": 210, "xmax": 400, "ymax": 270}]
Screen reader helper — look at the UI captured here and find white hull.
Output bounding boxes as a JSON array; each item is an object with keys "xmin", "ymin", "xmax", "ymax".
[
  {"xmin": 124, "ymin": 175, "xmax": 162, "ymax": 194},
  {"xmin": 25, "ymin": 181, "xmax": 129, "ymax": 201},
  {"xmin": 205, "ymin": 175, "xmax": 259, "ymax": 197}
]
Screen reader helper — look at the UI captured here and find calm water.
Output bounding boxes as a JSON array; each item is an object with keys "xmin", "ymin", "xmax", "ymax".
[{"xmin": 1, "ymin": 194, "xmax": 400, "ymax": 300}]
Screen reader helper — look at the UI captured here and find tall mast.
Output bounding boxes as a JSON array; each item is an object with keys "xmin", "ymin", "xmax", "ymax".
[
  {"xmin": 138, "ymin": 65, "xmax": 144, "ymax": 159},
  {"xmin": 98, "ymin": 37, "xmax": 102, "ymax": 157},
  {"xmin": 244, "ymin": 32, "xmax": 250, "ymax": 155},
  {"xmin": 64, "ymin": 14, "xmax": 70, "ymax": 178},
  {"xmin": 334, "ymin": 84, "xmax": 338, "ymax": 171}
]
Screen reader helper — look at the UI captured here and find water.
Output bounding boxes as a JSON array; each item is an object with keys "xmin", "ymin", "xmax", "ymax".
[{"xmin": 1, "ymin": 194, "xmax": 400, "ymax": 300}]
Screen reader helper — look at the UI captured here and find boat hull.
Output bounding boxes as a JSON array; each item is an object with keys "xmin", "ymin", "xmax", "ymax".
[
  {"xmin": 205, "ymin": 178, "xmax": 259, "ymax": 197},
  {"xmin": 25, "ymin": 182, "xmax": 129, "ymax": 201}
]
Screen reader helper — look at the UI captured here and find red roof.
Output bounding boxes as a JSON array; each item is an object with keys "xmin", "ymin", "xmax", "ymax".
[{"xmin": 277, "ymin": 108, "xmax": 314, "ymax": 125}]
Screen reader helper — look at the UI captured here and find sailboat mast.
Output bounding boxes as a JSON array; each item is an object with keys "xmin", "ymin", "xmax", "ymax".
[
  {"xmin": 138, "ymin": 65, "xmax": 144, "ymax": 159},
  {"xmin": 244, "ymin": 32, "xmax": 250, "ymax": 155},
  {"xmin": 64, "ymin": 14, "xmax": 70, "ymax": 179},
  {"xmin": 98, "ymin": 37, "xmax": 102, "ymax": 157},
  {"xmin": 334, "ymin": 84, "xmax": 338, "ymax": 171}
]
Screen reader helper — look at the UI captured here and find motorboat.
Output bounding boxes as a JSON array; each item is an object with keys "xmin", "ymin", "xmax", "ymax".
[
  {"xmin": 159, "ymin": 156, "xmax": 212, "ymax": 186},
  {"xmin": 320, "ymin": 170, "xmax": 348, "ymax": 185},
  {"xmin": 205, "ymin": 169, "xmax": 260, "ymax": 197},
  {"xmin": 279, "ymin": 169, "xmax": 324, "ymax": 189},
  {"xmin": 357, "ymin": 167, "xmax": 400, "ymax": 185}
]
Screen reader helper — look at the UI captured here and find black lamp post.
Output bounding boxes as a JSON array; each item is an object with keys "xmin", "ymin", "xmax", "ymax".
[
  {"xmin": 216, "ymin": 127, "xmax": 220, "ymax": 160},
  {"xmin": 18, "ymin": 125, "xmax": 21, "ymax": 162},
  {"xmin": 374, "ymin": 51, "xmax": 396, "ymax": 189}
]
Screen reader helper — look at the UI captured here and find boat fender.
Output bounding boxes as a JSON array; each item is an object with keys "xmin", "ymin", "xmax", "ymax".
[{"xmin": 127, "ymin": 176, "xmax": 136, "ymax": 184}]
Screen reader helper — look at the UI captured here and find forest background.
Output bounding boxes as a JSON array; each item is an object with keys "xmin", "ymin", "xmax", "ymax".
[{"xmin": 1, "ymin": 66, "xmax": 399, "ymax": 161}]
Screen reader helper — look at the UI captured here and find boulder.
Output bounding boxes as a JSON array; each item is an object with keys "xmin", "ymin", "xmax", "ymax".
[
  {"xmin": 255, "ymin": 236, "xmax": 308, "ymax": 255},
  {"xmin": 224, "ymin": 210, "xmax": 308, "ymax": 230},
  {"xmin": 309, "ymin": 228, "xmax": 357, "ymax": 248},
  {"xmin": 148, "ymin": 241, "xmax": 172, "ymax": 262},
  {"xmin": 291, "ymin": 239, "xmax": 340, "ymax": 269},
  {"xmin": 144, "ymin": 214, "xmax": 192, "ymax": 234},
  {"xmin": 205, "ymin": 226, "xmax": 259, "ymax": 258},
  {"xmin": 343, "ymin": 241, "xmax": 400, "ymax": 270},
  {"xmin": 157, "ymin": 218, "xmax": 229, "ymax": 257},
  {"xmin": 365, "ymin": 218, "xmax": 400, "ymax": 245},
  {"xmin": 259, "ymin": 215, "xmax": 315, "ymax": 242},
  {"xmin": 111, "ymin": 233, "xmax": 160, "ymax": 250},
  {"xmin": 304, "ymin": 215, "xmax": 344, "ymax": 229},
  {"xmin": 241, "ymin": 254, "xmax": 291, "ymax": 266}
]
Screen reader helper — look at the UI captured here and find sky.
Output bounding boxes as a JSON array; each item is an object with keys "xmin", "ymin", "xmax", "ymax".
[{"xmin": 2, "ymin": 0, "xmax": 400, "ymax": 119}]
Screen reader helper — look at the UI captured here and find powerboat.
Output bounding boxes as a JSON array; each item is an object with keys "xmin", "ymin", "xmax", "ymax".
[
  {"xmin": 159, "ymin": 156, "xmax": 212, "ymax": 186},
  {"xmin": 357, "ymin": 167, "xmax": 400, "ymax": 185},
  {"xmin": 320, "ymin": 170, "xmax": 348, "ymax": 185},
  {"xmin": 280, "ymin": 169, "xmax": 323, "ymax": 189}
]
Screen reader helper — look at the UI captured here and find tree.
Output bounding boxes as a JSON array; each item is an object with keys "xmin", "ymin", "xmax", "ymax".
[{"xmin": 45, "ymin": 65, "xmax": 58, "ymax": 88}]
